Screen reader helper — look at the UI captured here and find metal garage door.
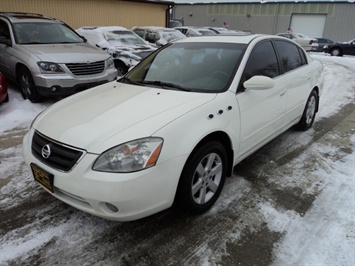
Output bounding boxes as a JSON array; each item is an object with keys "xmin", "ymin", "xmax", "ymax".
[{"xmin": 290, "ymin": 14, "xmax": 327, "ymax": 38}]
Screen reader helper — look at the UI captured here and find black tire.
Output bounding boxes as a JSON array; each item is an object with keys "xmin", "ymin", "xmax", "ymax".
[
  {"xmin": 175, "ymin": 141, "xmax": 227, "ymax": 214},
  {"xmin": 18, "ymin": 67, "xmax": 41, "ymax": 103},
  {"xmin": 296, "ymin": 90, "xmax": 318, "ymax": 131},
  {"xmin": 114, "ymin": 61, "xmax": 128, "ymax": 76},
  {"xmin": 330, "ymin": 48, "xmax": 342, "ymax": 57}
]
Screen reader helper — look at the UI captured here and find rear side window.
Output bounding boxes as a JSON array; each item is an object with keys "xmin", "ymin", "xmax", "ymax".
[
  {"xmin": 274, "ymin": 40, "xmax": 306, "ymax": 73},
  {"xmin": 133, "ymin": 29, "xmax": 145, "ymax": 38},
  {"xmin": 0, "ymin": 20, "xmax": 11, "ymax": 40},
  {"xmin": 238, "ymin": 40, "xmax": 279, "ymax": 92}
]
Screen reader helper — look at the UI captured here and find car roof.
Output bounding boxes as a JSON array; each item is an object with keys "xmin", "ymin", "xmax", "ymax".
[
  {"xmin": 133, "ymin": 26, "xmax": 180, "ymax": 32},
  {"xmin": 0, "ymin": 12, "xmax": 59, "ymax": 23},
  {"xmin": 173, "ymin": 34, "xmax": 269, "ymax": 44},
  {"xmin": 77, "ymin": 26, "xmax": 129, "ymax": 32},
  {"xmin": 175, "ymin": 26, "xmax": 201, "ymax": 29}
]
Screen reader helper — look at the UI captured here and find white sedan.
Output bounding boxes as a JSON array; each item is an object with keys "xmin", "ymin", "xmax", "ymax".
[
  {"xmin": 276, "ymin": 32, "xmax": 317, "ymax": 51},
  {"xmin": 23, "ymin": 34, "xmax": 324, "ymax": 221}
]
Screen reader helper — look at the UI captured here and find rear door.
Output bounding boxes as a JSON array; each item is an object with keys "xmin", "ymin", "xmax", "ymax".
[
  {"xmin": 0, "ymin": 19, "xmax": 17, "ymax": 80},
  {"xmin": 274, "ymin": 40, "xmax": 312, "ymax": 126}
]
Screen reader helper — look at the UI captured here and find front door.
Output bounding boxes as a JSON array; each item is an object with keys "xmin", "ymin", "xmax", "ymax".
[{"xmin": 236, "ymin": 40, "xmax": 286, "ymax": 159}]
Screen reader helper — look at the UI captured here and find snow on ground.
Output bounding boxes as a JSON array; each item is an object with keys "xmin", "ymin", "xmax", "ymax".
[{"xmin": 0, "ymin": 53, "xmax": 354, "ymax": 265}]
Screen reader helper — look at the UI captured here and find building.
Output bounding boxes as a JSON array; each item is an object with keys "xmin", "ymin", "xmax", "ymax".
[
  {"xmin": 0, "ymin": 0, "xmax": 174, "ymax": 29},
  {"xmin": 172, "ymin": 0, "xmax": 355, "ymax": 41}
]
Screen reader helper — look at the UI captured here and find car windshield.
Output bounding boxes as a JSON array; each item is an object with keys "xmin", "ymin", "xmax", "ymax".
[
  {"xmin": 103, "ymin": 30, "xmax": 147, "ymax": 46},
  {"xmin": 121, "ymin": 42, "xmax": 246, "ymax": 93},
  {"xmin": 197, "ymin": 29, "xmax": 216, "ymax": 36},
  {"xmin": 161, "ymin": 31, "xmax": 185, "ymax": 42},
  {"xmin": 13, "ymin": 22, "xmax": 84, "ymax": 44}
]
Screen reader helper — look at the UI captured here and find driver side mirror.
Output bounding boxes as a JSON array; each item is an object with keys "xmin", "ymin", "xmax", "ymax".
[{"xmin": 243, "ymin": 75, "xmax": 275, "ymax": 91}]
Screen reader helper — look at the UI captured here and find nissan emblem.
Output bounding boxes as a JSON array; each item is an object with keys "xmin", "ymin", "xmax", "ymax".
[{"xmin": 41, "ymin": 144, "xmax": 51, "ymax": 159}]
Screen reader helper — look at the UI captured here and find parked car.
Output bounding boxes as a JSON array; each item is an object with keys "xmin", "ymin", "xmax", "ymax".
[
  {"xmin": 76, "ymin": 26, "xmax": 156, "ymax": 76},
  {"xmin": 276, "ymin": 32, "xmax": 317, "ymax": 51},
  {"xmin": 132, "ymin": 26, "xmax": 185, "ymax": 47},
  {"xmin": 323, "ymin": 39, "xmax": 355, "ymax": 56},
  {"xmin": 0, "ymin": 12, "xmax": 117, "ymax": 102},
  {"xmin": 0, "ymin": 71, "xmax": 8, "ymax": 103},
  {"xmin": 311, "ymin": 38, "xmax": 334, "ymax": 52},
  {"xmin": 174, "ymin": 26, "xmax": 216, "ymax": 37},
  {"xmin": 23, "ymin": 34, "xmax": 324, "ymax": 221}
]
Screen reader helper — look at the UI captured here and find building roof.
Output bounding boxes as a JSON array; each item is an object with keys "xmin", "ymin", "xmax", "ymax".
[{"xmin": 129, "ymin": 0, "xmax": 174, "ymax": 5}]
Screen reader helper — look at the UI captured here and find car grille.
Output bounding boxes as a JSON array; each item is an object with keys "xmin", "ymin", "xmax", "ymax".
[
  {"xmin": 31, "ymin": 131, "xmax": 85, "ymax": 172},
  {"xmin": 66, "ymin": 61, "xmax": 105, "ymax": 76}
]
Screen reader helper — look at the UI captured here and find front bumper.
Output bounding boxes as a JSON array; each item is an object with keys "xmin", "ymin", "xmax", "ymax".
[
  {"xmin": 23, "ymin": 129, "xmax": 185, "ymax": 221},
  {"xmin": 323, "ymin": 48, "xmax": 330, "ymax": 54},
  {"xmin": 33, "ymin": 68, "xmax": 118, "ymax": 97}
]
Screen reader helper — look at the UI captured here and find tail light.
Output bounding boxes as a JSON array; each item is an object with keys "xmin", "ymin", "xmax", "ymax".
[{"xmin": 0, "ymin": 73, "xmax": 7, "ymax": 91}]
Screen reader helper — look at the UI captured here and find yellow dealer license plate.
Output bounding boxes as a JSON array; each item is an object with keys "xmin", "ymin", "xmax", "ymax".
[{"xmin": 31, "ymin": 163, "xmax": 54, "ymax": 193}]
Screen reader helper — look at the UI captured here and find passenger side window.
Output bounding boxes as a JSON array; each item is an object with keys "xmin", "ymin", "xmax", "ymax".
[
  {"xmin": 238, "ymin": 40, "xmax": 279, "ymax": 92},
  {"xmin": 274, "ymin": 40, "xmax": 305, "ymax": 73}
]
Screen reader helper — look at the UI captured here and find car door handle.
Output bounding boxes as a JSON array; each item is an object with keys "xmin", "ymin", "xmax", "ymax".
[{"xmin": 280, "ymin": 91, "xmax": 286, "ymax": 96}]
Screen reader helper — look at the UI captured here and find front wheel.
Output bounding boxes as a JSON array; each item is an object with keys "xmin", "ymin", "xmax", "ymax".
[
  {"xmin": 330, "ymin": 48, "xmax": 342, "ymax": 56},
  {"xmin": 296, "ymin": 90, "xmax": 318, "ymax": 131},
  {"xmin": 18, "ymin": 67, "xmax": 41, "ymax": 102},
  {"xmin": 114, "ymin": 61, "xmax": 128, "ymax": 76},
  {"xmin": 175, "ymin": 141, "xmax": 228, "ymax": 214}
]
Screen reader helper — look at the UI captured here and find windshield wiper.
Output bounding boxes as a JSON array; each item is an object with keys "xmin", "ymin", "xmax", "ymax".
[{"xmin": 141, "ymin": 81, "xmax": 190, "ymax": 91}]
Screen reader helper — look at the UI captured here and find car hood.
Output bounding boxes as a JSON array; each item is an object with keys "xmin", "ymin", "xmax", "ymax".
[
  {"xmin": 23, "ymin": 43, "xmax": 109, "ymax": 62},
  {"xmin": 33, "ymin": 82, "xmax": 216, "ymax": 153}
]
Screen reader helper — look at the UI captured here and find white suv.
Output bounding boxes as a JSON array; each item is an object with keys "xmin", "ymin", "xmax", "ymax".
[{"xmin": 0, "ymin": 12, "xmax": 117, "ymax": 102}]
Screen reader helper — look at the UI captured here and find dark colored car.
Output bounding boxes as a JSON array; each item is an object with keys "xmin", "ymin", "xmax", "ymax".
[
  {"xmin": 323, "ymin": 39, "xmax": 355, "ymax": 56},
  {"xmin": 0, "ymin": 71, "xmax": 8, "ymax": 103},
  {"xmin": 311, "ymin": 38, "xmax": 334, "ymax": 52}
]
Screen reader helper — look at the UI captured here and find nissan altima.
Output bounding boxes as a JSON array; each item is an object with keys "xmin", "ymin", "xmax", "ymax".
[{"xmin": 23, "ymin": 34, "xmax": 324, "ymax": 221}]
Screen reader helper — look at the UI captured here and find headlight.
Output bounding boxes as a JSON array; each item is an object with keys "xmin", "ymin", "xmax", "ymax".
[
  {"xmin": 37, "ymin": 62, "xmax": 64, "ymax": 73},
  {"xmin": 93, "ymin": 137, "xmax": 163, "ymax": 173},
  {"xmin": 323, "ymin": 45, "xmax": 328, "ymax": 49},
  {"xmin": 106, "ymin": 57, "xmax": 114, "ymax": 68}
]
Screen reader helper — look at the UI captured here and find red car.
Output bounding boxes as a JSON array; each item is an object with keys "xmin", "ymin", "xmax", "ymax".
[{"xmin": 0, "ymin": 72, "xmax": 9, "ymax": 103}]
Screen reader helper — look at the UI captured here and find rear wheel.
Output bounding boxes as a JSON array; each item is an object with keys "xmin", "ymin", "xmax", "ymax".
[
  {"xmin": 296, "ymin": 90, "xmax": 318, "ymax": 131},
  {"xmin": 18, "ymin": 67, "xmax": 41, "ymax": 102},
  {"xmin": 175, "ymin": 141, "xmax": 227, "ymax": 213}
]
